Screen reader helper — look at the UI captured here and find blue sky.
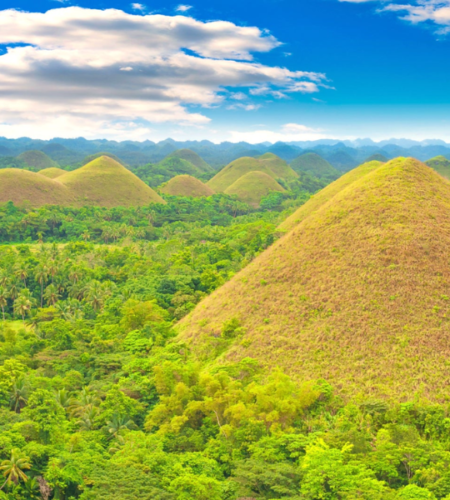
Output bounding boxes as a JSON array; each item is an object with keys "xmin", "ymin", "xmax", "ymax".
[{"xmin": 0, "ymin": 0, "xmax": 449, "ymax": 142}]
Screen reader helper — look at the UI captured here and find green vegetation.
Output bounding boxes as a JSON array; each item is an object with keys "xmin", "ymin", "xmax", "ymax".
[
  {"xmin": 279, "ymin": 160, "xmax": 383, "ymax": 231},
  {"xmin": 224, "ymin": 171, "xmax": 285, "ymax": 208},
  {"xmin": 16, "ymin": 151, "xmax": 58, "ymax": 171},
  {"xmin": 208, "ymin": 154, "xmax": 298, "ymax": 193},
  {"xmin": 290, "ymin": 152, "xmax": 340, "ymax": 179},
  {"xmin": 365, "ymin": 153, "xmax": 389, "ymax": 163},
  {"xmin": 39, "ymin": 168, "xmax": 67, "ymax": 179},
  {"xmin": 425, "ymin": 156, "xmax": 450, "ymax": 180},
  {"xmin": 181, "ymin": 158, "xmax": 450, "ymax": 400},
  {"xmin": 160, "ymin": 175, "xmax": 215, "ymax": 198},
  {"xmin": 3, "ymin": 154, "xmax": 450, "ymax": 499}
]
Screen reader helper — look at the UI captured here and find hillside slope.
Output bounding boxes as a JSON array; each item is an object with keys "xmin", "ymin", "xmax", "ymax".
[
  {"xmin": 160, "ymin": 175, "xmax": 215, "ymax": 197},
  {"xmin": 39, "ymin": 167, "xmax": 67, "ymax": 179},
  {"xmin": 166, "ymin": 149, "xmax": 213, "ymax": 173},
  {"xmin": 179, "ymin": 158, "xmax": 450, "ymax": 400},
  {"xmin": 0, "ymin": 169, "xmax": 73, "ymax": 206},
  {"xmin": 426, "ymin": 156, "xmax": 450, "ymax": 179},
  {"xmin": 279, "ymin": 160, "xmax": 383, "ymax": 232},
  {"xmin": 208, "ymin": 155, "xmax": 297, "ymax": 192},
  {"xmin": 59, "ymin": 156, "xmax": 165, "ymax": 207},
  {"xmin": 290, "ymin": 152, "xmax": 339, "ymax": 179},
  {"xmin": 224, "ymin": 171, "xmax": 285, "ymax": 208},
  {"xmin": 17, "ymin": 150, "xmax": 58, "ymax": 170}
]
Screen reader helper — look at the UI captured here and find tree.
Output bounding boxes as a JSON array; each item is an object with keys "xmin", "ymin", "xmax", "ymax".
[
  {"xmin": 0, "ymin": 287, "xmax": 8, "ymax": 321},
  {"xmin": 106, "ymin": 414, "xmax": 137, "ymax": 440},
  {"xmin": 34, "ymin": 264, "xmax": 48, "ymax": 308},
  {"xmin": 0, "ymin": 449, "xmax": 31, "ymax": 490},
  {"xmin": 43, "ymin": 284, "xmax": 60, "ymax": 306},
  {"xmin": 13, "ymin": 294, "xmax": 32, "ymax": 323},
  {"xmin": 10, "ymin": 378, "xmax": 28, "ymax": 413}
]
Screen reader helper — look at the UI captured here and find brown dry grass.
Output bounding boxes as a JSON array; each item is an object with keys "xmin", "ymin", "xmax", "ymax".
[
  {"xmin": 160, "ymin": 175, "xmax": 215, "ymax": 197},
  {"xmin": 179, "ymin": 158, "xmax": 450, "ymax": 401},
  {"xmin": 39, "ymin": 167, "xmax": 67, "ymax": 179},
  {"xmin": 224, "ymin": 171, "xmax": 285, "ymax": 208}
]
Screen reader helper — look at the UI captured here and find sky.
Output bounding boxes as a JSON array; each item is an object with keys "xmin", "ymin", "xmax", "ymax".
[{"xmin": 0, "ymin": 0, "xmax": 449, "ymax": 143}]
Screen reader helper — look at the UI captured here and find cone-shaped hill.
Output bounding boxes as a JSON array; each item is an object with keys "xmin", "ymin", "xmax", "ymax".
[
  {"xmin": 426, "ymin": 156, "xmax": 450, "ymax": 180},
  {"xmin": 365, "ymin": 153, "xmax": 389, "ymax": 163},
  {"xmin": 224, "ymin": 171, "xmax": 285, "ymax": 208},
  {"xmin": 160, "ymin": 175, "xmax": 215, "ymax": 198},
  {"xmin": 179, "ymin": 158, "xmax": 450, "ymax": 400},
  {"xmin": 208, "ymin": 154, "xmax": 297, "ymax": 192},
  {"xmin": 167, "ymin": 149, "xmax": 213, "ymax": 173},
  {"xmin": 58, "ymin": 156, "xmax": 165, "ymax": 207},
  {"xmin": 290, "ymin": 152, "xmax": 340, "ymax": 179},
  {"xmin": 39, "ymin": 167, "xmax": 67, "ymax": 179},
  {"xmin": 17, "ymin": 150, "xmax": 58, "ymax": 170},
  {"xmin": 0, "ymin": 169, "xmax": 74, "ymax": 206},
  {"xmin": 280, "ymin": 160, "xmax": 384, "ymax": 232}
]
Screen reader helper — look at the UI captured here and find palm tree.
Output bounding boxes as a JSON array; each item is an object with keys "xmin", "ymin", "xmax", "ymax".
[
  {"xmin": 55, "ymin": 389, "xmax": 72, "ymax": 412},
  {"xmin": 78, "ymin": 406, "xmax": 99, "ymax": 431},
  {"xmin": 85, "ymin": 281, "xmax": 105, "ymax": 312},
  {"xmin": 106, "ymin": 414, "xmax": 137, "ymax": 440},
  {"xmin": 0, "ymin": 286, "xmax": 8, "ymax": 321},
  {"xmin": 0, "ymin": 449, "xmax": 31, "ymax": 490},
  {"xmin": 14, "ymin": 263, "xmax": 29, "ymax": 288},
  {"xmin": 82, "ymin": 231, "xmax": 90, "ymax": 241},
  {"xmin": 47, "ymin": 260, "xmax": 58, "ymax": 284},
  {"xmin": 0, "ymin": 269, "xmax": 8, "ymax": 288},
  {"xmin": 43, "ymin": 284, "xmax": 60, "ymax": 306},
  {"xmin": 69, "ymin": 387, "xmax": 100, "ymax": 418},
  {"xmin": 34, "ymin": 264, "xmax": 48, "ymax": 308},
  {"xmin": 10, "ymin": 379, "xmax": 28, "ymax": 413},
  {"xmin": 13, "ymin": 295, "xmax": 32, "ymax": 323}
]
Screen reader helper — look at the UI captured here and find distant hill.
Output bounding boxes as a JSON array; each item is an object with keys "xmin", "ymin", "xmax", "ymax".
[
  {"xmin": 160, "ymin": 175, "xmax": 215, "ymax": 198},
  {"xmin": 325, "ymin": 150, "xmax": 358, "ymax": 171},
  {"xmin": 425, "ymin": 156, "xmax": 450, "ymax": 179},
  {"xmin": 59, "ymin": 156, "xmax": 165, "ymax": 207},
  {"xmin": 208, "ymin": 154, "xmax": 297, "ymax": 192},
  {"xmin": 0, "ymin": 169, "xmax": 73, "ymax": 206},
  {"xmin": 41, "ymin": 143, "xmax": 83, "ymax": 166},
  {"xmin": 17, "ymin": 150, "xmax": 58, "ymax": 170},
  {"xmin": 166, "ymin": 149, "xmax": 213, "ymax": 173},
  {"xmin": 364, "ymin": 153, "xmax": 389, "ymax": 163},
  {"xmin": 39, "ymin": 167, "xmax": 67, "ymax": 179},
  {"xmin": 280, "ymin": 160, "xmax": 383, "ymax": 232},
  {"xmin": 82, "ymin": 152, "xmax": 126, "ymax": 167},
  {"xmin": 224, "ymin": 171, "xmax": 285, "ymax": 208},
  {"xmin": 290, "ymin": 152, "xmax": 340, "ymax": 179},
  {"xmin": 179, "ymin": 157, "xmax": 450, "ymax": 400}
]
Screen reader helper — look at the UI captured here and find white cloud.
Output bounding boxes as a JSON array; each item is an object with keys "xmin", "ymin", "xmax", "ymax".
[
  {"xmin": 340, "ymin": 0, "xmax": 450, "ymax": 33},
  {"xmin": 131, "ymin": 3, "xmax": 146, "ymax": 11},
  {"xmin": 228, "ymin": 123, "xmax": 327, "ymax": 143},
  {"xmin": 176, "ymin": 5, "xmax": 193, "ymax": 12},
  {"xmin": 0, "ymin": 7, "xmax": 327, "ymax": 140}
]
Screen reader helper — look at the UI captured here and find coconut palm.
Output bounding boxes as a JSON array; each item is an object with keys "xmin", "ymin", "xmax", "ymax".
[
  {"xmin": 0, "ymin": 449, "xmax": 31, "ymax": 490},
  {"xmin": 43, "ymin": 284, "xmax": 60, "ymax": 306},
  {"xmin": 34, "ymin": 264, "xmax": 48, "ymax": 308},
  {"xmin": 10, "ymin": 378, "xmax": 28, "ymax": 413},
  {"xmin": 13, "ymin": 263, "xmax": 29, "ymax": 288},
  {"xmin": 55, "ymin": 389, "xmax": 72, "ymax": 412},
  {"xmin": 0, "ymin": 286, "xmax": 8, "ymax": 321},
  {"xmin": 106, "ymin": 414, "xmax": 137, "ymax": 440},
  {"xmin": 13, "ymin": 294, "xmax": 32, "ymax": 323}
]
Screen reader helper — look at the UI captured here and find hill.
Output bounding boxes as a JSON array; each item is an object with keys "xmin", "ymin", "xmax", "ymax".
[
  {"xmin": 166, "ymin": 149, "xmax": 213, "ymax": 173},
  {"xmin": 364, "ymin": 153, "xmax": 389, "ymax": 163},
  {"xmin": 0, "ymin": 169, "xmax": 73, "ymax": 206},
  {"xmin": 208, "ymin": 154, "xmax": 298, "ymax": 192},
  {"xmin": 17, "ymin": 150, "xmax": 58, "ymax": 170},
  {"xmin": 280, "ymin": 160, "xmax": 383, "ymax": 232},
  {"xmin": 82, "ymin": 152, "xmax": 126, "ymax": 166},
  {"xmin": 224, "ymin": 171, "xmax": 285, "ymax": 208},
  {"xmin": 39, "ymin": 167, "xmax": 67, "ymax": 179},
  {"xmin": 58, "ymin": 156, "xmax": 165, "ymax": 207},
  {"xmin": 179, "ymin": 157, "xmax": 450, "ymax": 400},
  {"xmin": 425, "ymin": 155, "xmax": 450, "ymax": 179},
  {"xmin": 290, "ymin": 152, "xmax": 339, "ymax": 179},
  {"xmin": 160, "ymin": 175, "xmax": 215, "ymax": 197}
]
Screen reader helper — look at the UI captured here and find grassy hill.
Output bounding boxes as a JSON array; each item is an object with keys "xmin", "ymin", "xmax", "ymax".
[
  {"xmin": 280, "ymin": 160, "xmax": 383, "ymax": 232},
  {"xmin": 17, "ymin": 150, "xmax": 58, "ymax": 170},
  {"xmin": 166, "ymin": 149, "xmax": 213, "ymax": 173},
  {"xmin": 58, "ymin": 156, "xmax": 165, "ymax": 207},
  {"xmin": 290, "ymin": 152, "xmax": 340, "ymax": 179},
  {"xmin": 179, "ymin": 157, "xmax": 450, "ymax": 400},
  {"xmin": 208, "ymin": 154, "xmax": 298, "ymax": 192},
  {"xmin": 160, "ymin": 175, "xmax": 215, "ymax": 197},
  {"xmin": 365, "ymin": 153, "xmax": 389, "ymax": 163},
  {"xmin": 82, "ymin": 152, "xmax": 126, "ymax": 166},
  {"xmin": 224, "ymin": 171, "xmax": 285, "ymax": 208},
  {"xmin": 39, "ymin": 167, "xmax": 67, "ymax": 179},
  {"xmin": 425, "ymin": 155, "xmax": 450, "ymax": 179},
  {"xmin": 0, "ymin": 169, "xmax": 73, "ymax": 206}
]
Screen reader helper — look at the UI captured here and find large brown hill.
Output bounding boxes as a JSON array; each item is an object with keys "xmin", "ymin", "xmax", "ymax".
[{"xmin": 179, "ymin": 158, "xmax": 450, "ymax": 401}]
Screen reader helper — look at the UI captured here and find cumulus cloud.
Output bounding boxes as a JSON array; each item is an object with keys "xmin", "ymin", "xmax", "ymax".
[
  {"xmin": 0, "ymin": 7, "xmax": 326, "ymax": 139},
  {"xmin": 131, "ymin": 3, "xmax": 146, "ymax": 11},
  {"xmin": 340, "ymin": 0, "xmax": 450, "ymax": 33},
  {"xmin": 176, "ymin": 5, "xmax": 193, "ymax": 12},
  {"xmin": 229, "ymin": 123, "xmax": 327, "ymax": 143}
]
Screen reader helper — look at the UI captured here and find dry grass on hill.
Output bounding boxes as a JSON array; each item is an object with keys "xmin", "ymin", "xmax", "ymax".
[
  {"xmin": 39, "ymin": 167, "xmax": 67, "ymax": 179},
  {"xmin": 224, "ymin": 171, "xmax": 285, "ymax": 207},
  {"xmin": 208, "ymin": 154, "xmax": 297, "ymax": 193},
  {"xmin": 179, "ymin": 158, "xmax": 450, "ymax": 401},
  {"xmin": 426, "ymin": 156, "xmax": 450, "ymax": 180},
  {"xmin": 160, "ymin": 175, "xmax": 215, "ymax": 197},
  {"xmin": 17, "ymin": 150, "xmax": 58, "ymax": 170}
]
